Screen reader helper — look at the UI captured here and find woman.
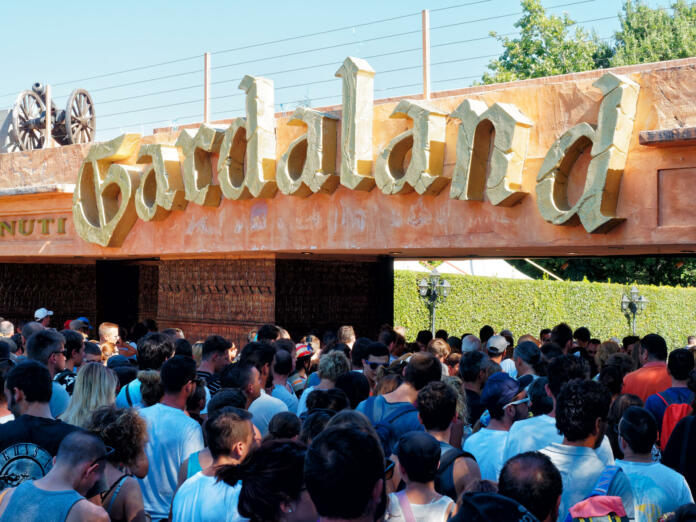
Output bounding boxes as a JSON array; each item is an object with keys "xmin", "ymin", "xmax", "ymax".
[
  {"xmin": 217, "ymin": 439, "xmax": 318, "ymax": 522},
  {"xmin": 88, "ymin": 406, "xmax": 149, "ymax": 522},
  {"xmin": 60, "ymin": 362, "xmax": 118, "ymax": 428}
]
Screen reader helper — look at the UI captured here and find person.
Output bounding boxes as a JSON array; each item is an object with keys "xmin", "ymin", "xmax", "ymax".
[
  {"xmin": 528, "ymin": 376, "xmax": 553, "ymax": 416},
  {"xmin": 267, "ymin": 411, "xmax": 301, "ymax": 440},
  {"xmin": 587, "ymin": 338, "xmax": 601, "ymax": 358},
  {"xmin": 116, "ymin": 333, "xmax": 175, "ymax": 409},
  {"xmin": 172, "ymin": 407, "xmax": 255, "ymax": 522},
  {"xmin": 69, "ymin": 318, "xmax": 92, "ymax": 340},
  {"xmin": 460, "ymin": 334, "xmax": 481, "ymax": 354},
  {"xmin": 297, "ymin": 351, "xmax": 350, "ymax": 417},
  {"xmin": 0, "ymin": 363, "xmax": 14, "ymax": 424},
  {"xmin": 88, "ymin": 406, "xmax": 149, "ymax": 522},
  {"xmin": 385, "ymin": 432, "xmax": 454, "ymax": 521},
  {"xmin": 305, "ymin": 425, "xmax": 386, "ymax": 522},
  {"xmin": 0, "ymin": 320, "xmax": 13, "ymax": 339},
  {"xmin": 513, "ymin": 341, "xmax": 543, "ymax": 381},
  {"xmin": 271, "ymin": 349, "xmax": 299, "ymax": 413},
  {"xmin": 540, "ymin": 328, "xmax": 552, "ymax": 344},
  {"xmin": 84, "ymin": 341, "xmax": 103, "ymax": 363},
  {"xmin": 196, "ymin": 335, "xmax": 231, "ymax": 395},
  {"xmin": 60, "ymin": 362, "xmax": 118, "ymax": 429},
  {"xmin": 335, "ymin": 371, "xmax": 370, "ymax": 410},
  {"xmin": 485, "ymin": 335, "xmax": 508, "ymax": 366},
  {"xmin": 623, "ymin": 333, "xmax": 671, "ymax": 401},
  {"xmin": 463, "ymin": 372, "xmax": 528, "ymax": 481},
  {"xmin": 615, "ymin": 406, "xmax": 693, "ymax": 522},
  {"xmin": 25, "ymin": 329, "xmax": 71, "ymax": 417},
  {"xmin": 289, "ymin": 343, "xmax": 313, "ymax": 395},
  {"xmin": 540, "ymin": 379, "xmax": 634, "ymax": 521},
  {"xmin": 349, "ymin": 337, "xmax": 370, "ymax": 372},
  {"xmin": 0, "ymin": 431, "xmax": 109, "ymax": 521},
  {"xmin": 362, "ymin": 342, "xmax": 390, "ymax": 392},
  {"xmin": 458, "ymin": 351, "xmax": 489, "ymax": 425},
  {"xmin": 137, "ymin": 356, "xmax": 204, "ymax": 520},
  {"xmin": 498, "ymin": 451, "xmax": 563, "ymax": 522},
  {"xmin": 98, "ymin": 322, "xmax": 120, "ymax": 361},
  {"xmin": 573, "ymin": 327, "xmax": 590, "ymax": 350},
  {"xmin": 662, "ymin": 373, "xmax": 696, "ymax": 494},
  {"xmin": 241, "ymin": 342, "xmax": 289, "ymax": 435},
  {"xmin": 416, "ymin": 381, "xmax": 480, "ymax": 499},
  {"xmin": 220, "ymin": 362, "xmax": 262, "ymax": 408},
  {"xmin": 54, "ymin": 329, "xmax": 85, "ymax": 395},
  {"xmin": 34, "ymin": 307, "xmax": 53, "ymax": 328},
  {"xmin": 622, "ymin": 335, "xmax": 640, "ymax": 356},
  {"xmin": 337, "ymin": 325, "xmax": 356, "ymax": 350},
  {"xmin": 550, "ymin": 323, "xmax": 573, "ymax": 354},
  {"xmin": 427, "ymin": 338, "xmax": 451, "ymax": 378},
  {"xmin": 0, "ymin": 361, "xmax": 82, "ymax": 490},
  {"xmin": 645, "ymin": 348, "xmax": 694, "ymax": 434}
]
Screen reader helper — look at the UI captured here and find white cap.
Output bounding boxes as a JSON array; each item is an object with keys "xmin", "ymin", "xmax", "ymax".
[{"xmin": 34, "ymin": 308, "xmax": 53, "ymax": 320}]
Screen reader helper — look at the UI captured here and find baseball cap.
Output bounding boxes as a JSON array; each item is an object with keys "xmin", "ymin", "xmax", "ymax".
[
  {"xmin": 76, "ymin": 317, "xmax": 92, "ymax": 329},
  {"xmin": 514, "ymin": 341, "xmax": 541, "ymax": 365},
  {"xmin": 486, "ymin": 334, "xmax": 509, "ymax": 356},
  {"xmin": 450, "ymin": 492, "xmax": 539, "ymax": 522},
  {"xmin": 106, "ymin": 354, "xmax": 131, "ymax": 369},
  {"xmin": 296, "ymin": 343, "xmax": 313, "ymax": 359},
  {"xmin": 34, "ymin": 308, "xmax": 53, "ymax": 321},
  {"xmin": 69, "ymin": 319, "xmax": 90, "ymax": 331},
  {"xmin": 481, "ymin": 372, "xmax": 521, "ymax": 411}
]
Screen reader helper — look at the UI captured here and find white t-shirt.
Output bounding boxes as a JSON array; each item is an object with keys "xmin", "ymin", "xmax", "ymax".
[
  {"xmin": 296, "ymin": 385, "xmax": 315, "ymax": 417},
  {"xmin": 616, "ymin": 460, "xmax": 693, "ymax": 522},
  {"xmin": 248, "ymin": 390, "xmax": 288, "ymax": 436},
  {"xmin": 138, "ymin": 403, "xmax": 205, "ymax": 520},
  {"xmin": 0, "ymin": 413, "xmax": 14, "ymax": 424},
  {"xmin": 173, "ymin": 471, "xmax": 248, "ymax": 522},
  {"xmin": 500, "ymin": 358, "xmax": 517, "ymax": 378},
  {"xmin": 386, "ymin": 492, "xmax": 453, "ymax": 522},
  {"xmin": 462, "ymin": 428, "xmax": 509, "ymax": 481},
  {"xmin": 541, "ymin": 443, "xmax": 635, "ymax": 522}
]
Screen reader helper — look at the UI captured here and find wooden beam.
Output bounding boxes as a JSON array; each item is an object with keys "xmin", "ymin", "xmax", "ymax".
[{"xmin": 639, "ymin": 127, "xmax": 696, "ymax": 147}]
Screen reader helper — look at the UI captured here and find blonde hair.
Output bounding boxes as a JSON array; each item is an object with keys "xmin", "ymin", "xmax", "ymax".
[
  {"xmin": 595, "ymin": 341, "xmax": 621, "ymax": 371},
  {"xmin": 60, "ymin": 363, "xmax": 118, "ymax": 429},
  {"xmin": 427, "ymin": 338, "xmax": 451, "ymax": 359},
  {"xmin": 192, "ymin": 341, "xmax": 204, "ymax": 366}
]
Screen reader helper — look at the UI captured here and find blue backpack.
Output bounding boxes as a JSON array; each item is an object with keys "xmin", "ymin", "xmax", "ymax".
[{"xmin": 365, "ymin": 396, "xmax": 417, "ymax": 457}]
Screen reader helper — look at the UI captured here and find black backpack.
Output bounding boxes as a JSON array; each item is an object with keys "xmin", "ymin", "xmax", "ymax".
[{"xmin": 435, "ymin": 447, "xmax": 475, "ymax": 500}]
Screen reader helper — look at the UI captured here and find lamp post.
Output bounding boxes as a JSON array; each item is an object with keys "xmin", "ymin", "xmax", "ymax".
[
  {"xmin": 418, "ymin": 267, "xmax": 451, "ymax": 335},
  {"xmin": 620, "ymin": 285, "xmax": 647, "ymax": 335}
]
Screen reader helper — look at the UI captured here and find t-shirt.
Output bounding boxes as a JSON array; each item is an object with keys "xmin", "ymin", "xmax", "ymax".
[
  {"xmin": 464, "ymin": 389, "xmax": 484, "ymax": 425},
  {"xmin": 623, "ymin": 362, "xmax": 671, "ymax": 402},
  {"xmin": 137, "ymin": 403, "xmax": 205, "ymax": 520},
  {"xmin": 500, "ymin": 358, "xmax": 517, "ymax": 379},
  {"xmin": 540, "ymin": 443, "xmax": 635, "ymax": 522},
  {"xmin": 53, "ymin": 370, "xmax": 76, "ymax": 395},
  {"xmin": 271, "ymin": 384, "xmax": 299, "ymax": 414},
  {"xmin": 49, "ymin": 382, "xmax": 70, "ymax": 418},
  {"xmin": 645, "ymin": 387, "xmax": 693, "ymax": 432},
  {"xmin": 356, "ymin": 395, "xmax": 424, "ymax": 450},
  {"xmin": 386, "ymin": 492, "xmax": 454, "ymax": 522},
  {"xmin": 288, "ymin": 373, "xmax": 306, "ymax": 394},
  {"xmin": 462, "ymin": 428, "xmax": 509, "ymax": 481},
  {"xmin": 0, "ymin": 415, "xmax": 81, "ymax": 489},
  {"xmin": 116, "ymin": 379, "xmax": 143, "ymax": 408},
  {"xmin": 296, "ymin": 385, "xmax": 315, "ymax": 417},
  {"xmin": 616, "ymin": 460, "xmax": 693, "ymax": 522},
  {"xmin": 248, "ymin": 390, "xmax": 288, "ymax": 436},
  {"xmin": 306, "ymin": 371, "xmax": 320, "ymax": 388},
  {"xmin": 172, "ymin": 471, "xmax": 248, "ymax": 522},
  {"xmin": 196, "ymin": 370, "xmax": 222, "ymax": 396},
  {"xmin": 662, "ymin": 415, "xmax": 696, "ymax": 494}
]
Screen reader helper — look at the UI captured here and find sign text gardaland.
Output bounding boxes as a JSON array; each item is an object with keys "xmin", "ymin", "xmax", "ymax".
[{"xmin": 73, "ymin": 57, "xmax": 640, "ymax": 247}]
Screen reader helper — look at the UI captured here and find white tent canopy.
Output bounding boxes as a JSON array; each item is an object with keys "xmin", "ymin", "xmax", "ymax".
[{"xmin": 395, "ymin": 259, "xmax": 532, "ymax": 280}]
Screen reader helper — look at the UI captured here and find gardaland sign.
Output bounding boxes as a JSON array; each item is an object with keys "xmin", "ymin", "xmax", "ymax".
[{"xmin": 72, "ymin": 56, "xmax": 639, "ymax": 247}]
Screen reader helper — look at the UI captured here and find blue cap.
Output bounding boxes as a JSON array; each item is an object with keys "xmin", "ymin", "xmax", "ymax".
[
  {"xmin": 481, "ymin": 372, "xmax": 521, "ymax": 410},
  {"xmin": 77, "ymin": 317, "xmax": 92, "ymax": 329}
]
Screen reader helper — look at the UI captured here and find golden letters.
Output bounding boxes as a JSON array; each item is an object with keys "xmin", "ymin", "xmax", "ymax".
[{"xmin": 72, "ymin": 57, "xmax": 641, "ymax": 247}]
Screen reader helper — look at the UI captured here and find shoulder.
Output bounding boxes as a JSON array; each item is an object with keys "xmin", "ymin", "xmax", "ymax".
[{"xmin": 68, "ymin": 498, "xmax": 109, "ymax": 522}]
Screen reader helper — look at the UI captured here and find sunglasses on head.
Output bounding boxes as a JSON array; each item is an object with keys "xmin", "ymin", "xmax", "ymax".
[
  {"xmin": 90, "ymin": 445, "xmax": 115, "ymax": 467},
  {"xmin": 367, "ymin": 361, "xmax": 388, "ymax": 370}
]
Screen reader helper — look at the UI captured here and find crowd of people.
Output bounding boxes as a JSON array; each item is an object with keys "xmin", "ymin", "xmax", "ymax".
[{"xmin": 0, "ymin": 307, "xmax": 695, "ymax": 521}]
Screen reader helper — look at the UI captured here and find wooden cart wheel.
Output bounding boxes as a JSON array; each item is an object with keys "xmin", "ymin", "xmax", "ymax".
[
  {"xmin": 11, "ymin": 90, "xmax": 45, "ymax": 151},
  {"xmin": 65, "ymin": 88, "xmax": 95, "ymax": 145}
]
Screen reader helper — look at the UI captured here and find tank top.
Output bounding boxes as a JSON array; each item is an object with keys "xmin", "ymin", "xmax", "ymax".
[
  {"xmin": 1, "ymin": 480, "xmax": 83, "ymax": 522},
  {"xmin": 387, "ymin": 491, "xmax": 454, "ymax": 522}
]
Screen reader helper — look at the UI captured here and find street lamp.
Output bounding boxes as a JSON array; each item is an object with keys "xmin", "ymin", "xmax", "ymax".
[
  {"xmin": 418, "ymin": 267, "xmax": 451, "ymax": 335},
  {"xmin": 621, "ymin": 285, "xmax": 648, "ymax": 335}
]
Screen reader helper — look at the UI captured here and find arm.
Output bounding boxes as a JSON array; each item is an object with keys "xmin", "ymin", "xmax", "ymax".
[
  {"xmin": 177, "ymin": 457, "xmax": 189, "ymax": 488},
  {"xmin": 453, "ymin": 456, "xmax": 481, "ymax": 499},
  {"xmin": 66, "ymin": 499, "xmax": 110, "ymax": 522},
  {"xmin": 120, "ymin": 478, "xmax": 148, "ymax": 522}
]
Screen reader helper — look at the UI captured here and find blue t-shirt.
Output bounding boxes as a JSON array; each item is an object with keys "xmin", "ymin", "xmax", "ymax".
[
  {"xmin": 645, "ymin": 387, "xmax": 693, "ymax": 431},
  {"xmin": 356, "ymin": 395, "xmax": 424, "ymax": 446}
]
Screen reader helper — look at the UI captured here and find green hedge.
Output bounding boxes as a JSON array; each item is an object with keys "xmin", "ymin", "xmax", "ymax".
[{"xmin": 394, "ymin": 270, "xmax": 696, "ymax": 350}]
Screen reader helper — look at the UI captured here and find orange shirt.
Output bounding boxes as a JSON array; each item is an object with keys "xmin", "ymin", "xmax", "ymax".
[{"xmin": 622, "ymin": 361, "xmax": 671, "ymax": 402}]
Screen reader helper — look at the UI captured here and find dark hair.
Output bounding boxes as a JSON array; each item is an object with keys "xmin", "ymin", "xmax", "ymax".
[
  {"xmin": 458, "ymin": 351, "xmax": 488, "ymax": 382},
  {"xmin": 556, "ymin": 379, "xmax": 611, "ymax": 441},
  {"xmin": 305, "ymin": 426, "xmax": 384, "ymax": 519},
  {"xmin": 607, "ymin": 393, "xmax": 644, "ymax": 460},
  {"xmin": 396, "ymin": 432, "xmax": 440, "ymax": 483},
  {"xmin": 208, "ymin": 388, "xmax": 247, "ymax": 414},
  {"xmin": 328, "ymin": 343, "xmax": 351, "ymax": 360},
  {"xmin": 606, "ymin": 353, "xmax": 635, "ymax": 377},
  {"xmin": 669, "ymin": 348, "xmax": 695, "ymax": 381},
  {"xmin": 220, "ymin": 364, "xmax": 256, "ymax": 391},
  {"xmin": 160, "ymin": 355, "xmax": 197, "ymax": 394},
  {"xmin": 326, "ymin": 388, "xmax": 350, "ymax": 412},
  {"xmin": 378, "ymin": 329, "xmax": 396, "ymax": 347},
  {"xmin": 335, "ymin": 371, "xmax": 370, "ymax": 409},
  {"xmin": 202, "ymin": 335, "xmax": 231, "ymax": 360},
  {"xmin": 417, "ymin": 381, "xmax": 456, "ymax": 431},
  {"xmin": 404, "ymin": 352, "xmax": 441, "ymax": 390},
  {"xmin": 573, "ymin": 327, "xmax": 591, "ymax": 344},
  {"xmin": 113, "ymin": 365, "xmax": 137, "ymax": 389},
  {"xmin": 351, "ymin": 337, "xmax": 371, "ymax": 368},
  {"xmin": 137, "ymin": 332, "xmax": 175, "ymax": 370},
  {"xmin": 161, "ymin": 328, "xmax": 181, "ymax": 340},
  {"xmin": 367, "ymin": 342, "xmax": 389, "ymax": 359},
  {"xmin": 599, "ymin": 364, "xmax": 624, "ymax": 397},
  {"xmin": 619, "ymin": 406, "xmax": 657, "ymax": 455},
  {"xmin": 186, "ymin": 378, "xmax": 207, "ymax": 415},
  {"xmin": 21, "ymin": 322, "xmax": 44, "ymax": 341},
  {"xmin": 217, "ymin": 440, "xmax": 307, "ymax": 522},
  {"xmin": 84, "ymin": 341, "xmax": 102, "ymax": 357},
  {"xmin": 60, "ymin": 329, "xmax": 84, "ymax": 360},
  {"xmin": 447, "ymin": 336, "xmax": 462, "ymax": 353},
  {"xmin": 550, "ymin": 323, "xmax": 573, "ymax": 349},
  {"xmin": 143, "ymin": 319, "xmax": 158, "ymax": 332},
  {"xmin": 498, "ymin": 451, "xmax": 562, "ymax": 521},
  {"xmin": 239, "ymin": 342, "xmax": 275, "ymax": 372},
  {"xmin": 547, "ymin": 355, "xmax": 588, "ymax": 397},
  {"xmin": 26, "ymin": 330, "xmax": 64, "ymax": 366},
  {"xmin": 256, "ymin": 324, "xmax": 280, "ymax": 343},
  {"xmin": 88, "ymin": 406, "xmax": 147, "ymax": 466},
  {"xmin": 528, "ymin": 377, "xmax": 553, "ymax": 416},
  {"xmin": 622, "ymin": 335, "xmax": 640, "ymax": 351},
  {"xmin": 6, "ymin": 361, "xmax": 52, "ymax": 403},
  {"xmin": 300, "ymin": 409, "xmax": 333, "ymax": 445},
  {"xmin": 305, "ymin": 390, "xmax": 330, "ymax": 412},
  {"xmin": 129, "ymin": 322, "xmax": 149, "ymax": 343},
  {"xmin": 416, "ymin": 330, "xmax": 433, "ymax": 346},
  {"xmin": 435, "ymin": 329, "xmax": 448, "ymax": 341},
  {"xmin": 479, "ymin": 325, "xmax": 494, "ymax": 345},
  {"xmin": 206, "ymin": 407, "xmax": 253, "ymax": 459},
  {"xmin": 268, "ymin": 411, "xmax": 301, "ymax": 439},
  {"xmin": 56, "ymin": 431, "xmax": 106, "ymax": 467},
  {"xmin": 589, "ymin": 338, "xmax": 601, "ymax": 346},
  {"xmin": 174, "ymin": 338, "xmax": 193, "ymax": 358},
  {"xmin": 272, "ymin": 349, "xmax": 292, "ymax": 377},
  {"xmin": 539, "ymin": 328, "xmax": 551, "ymax": 339},
  {"xmin": 273, "ymin": 338, "xmax": 295, "ymax": 355},
  {"xmin": 640, "ymin": 334, "xmax": 668, "ymax": 361},
  {"xmin": 540, "ymin": 342, "xmax": 564, "ymax": 362}
]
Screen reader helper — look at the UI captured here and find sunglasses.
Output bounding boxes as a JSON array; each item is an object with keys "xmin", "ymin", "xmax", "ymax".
[
  {"xmin": 52, "ymin": 349, "xmax": 68, "ymax": 357},
  {"xmin": 90, "ymin": 445, "xmax": 115, "ymax": 467},
  {"xmin": 367, "ymin": 361, "xmax": 389, "ymax": 370},
  {"xmin": 385, "ymin": 459, "xmax": 395, "ymax": 480}
]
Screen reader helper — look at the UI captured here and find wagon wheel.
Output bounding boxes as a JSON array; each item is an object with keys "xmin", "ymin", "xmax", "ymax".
[
  {"xmin": 65, "ymin": 89, "xmax": 95, "ymax": 145},
  {"xmin": 11, "ymin": 90, "xmax": 46, "ymax": 151}
]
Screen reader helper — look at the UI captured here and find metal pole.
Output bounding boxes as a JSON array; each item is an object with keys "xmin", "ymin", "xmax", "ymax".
[
  {"xmin": 632, "ymin": 311, "xmax": 636, "ymax": 335},
  {"xmin": 44, "ymin": 84, "xmax": 52, "ymax": 149},
  {"xmin": 204, "ymin": 52, "xmax": 211, "ymax": 124},
  {"xmin": 430, "ymin": 300, "xmax": 436, "ymax": 336},
  {"xmin": 422, "ymin": 9, "xmax": 431, "ymax": 100}
]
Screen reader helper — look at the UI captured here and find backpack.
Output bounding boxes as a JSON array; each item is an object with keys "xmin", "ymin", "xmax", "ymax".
[
  {"xmin": 434, "ymin": 447, "xmax": 475, "ymax": 501},
  {"xmin": 564, "ymin": 466, "xmax": 628, "ymax": 522},
  {"xmin": 365, "ymin": 396, "xmax": 417, "ymax": 457},
  {"xmin": 657, "ymin": 392, "xmax": 693, "ymax": 450}
]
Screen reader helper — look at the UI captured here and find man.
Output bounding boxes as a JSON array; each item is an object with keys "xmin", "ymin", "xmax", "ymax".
[
  {"xmin": 622, "ymin": 335, "xmax": 640, "ymax": 356},
  {"xmin": 116, "ymin": 332, "xmax": 175, "ymax": 408},
  {"xmin": 271, "ymin": 349, "xmax": 298, "ymax": 413},
  {"xmin": 460, "ymin": 334, "xmax": 482, "ymax": 354},
  {"xmin": 362, "ymin": 342, "xmax": 390, "ymax": 392},
  {"xmin": 616, "ymin": 406, "xmax": 693, "ymax": 522},
  {"xmin": 350, "ymin": 337, "xmax": 371, "ymax": 372},
  {"xmin": 463, "ymin": 372, "xmax": 528, "ymax": 481},
  {"xmin": 416, "ymin": 381, "xmax": 481, "ymax": 499},
  {"xmin": 138, "ymin": 356, "xmax": 204, "ymax": 520},
  {"xmin": 34, "ymin": 308, "xmax": 53, "ymax": 328},
  {"xmin": 513, "ymin": 341, "xmax": 541, "ymax": 381},
  {"xmin": 479, "ymin": 325, "xmax": 494, "ymax": 346},
  {"xmin": 21, "ymin": 321, "xmax": 44, "ymax": 347},
  {"xmin": 357, "ymin": 352, "xmax": 441, "ymax": 454},
  {"xmin": 197, "ymin": 335, "xmax": 231, "ymax": 395},
  {"xmin": 337, "ymin": 325, "xmax": 356, "ymax": 350},
  {"xmin": 623, "ymin": 333, "xmax": 671, "ymax": 401},
  {"xmin": 550, "ymin": 323, "xmax": 573, "ymax": 354},
  {"xmin": 305, "ymin": 426, "xmax": 386, "ymax": 522},
  {"xmin": 69, "ymin": 318, "xmax": 91, "ymax": 340},
  {"xmin": 539, "ymin": 328, "xmax": 552, "ymax": 344},
  {"xmin": 377, "ymin": 329, "xmax": 397, "ymax": 360},
  {"xmin": 172, "ymin": 407, "xmax": 254, "ymax": 522},
  {"xmin": 688, "ymin": 336, "xmax": 696, "ymax": 349},
  {"xmin": 0, "ymin": 321, "xmax": 13, "ymax": 339},
  {"xmin": 25, "ymin": 330, "xmax": 70, "ymax": 417},
  {"xmin": 498, "ymin": 451, "xmax": 563, "ymax": 522},
  {"xmin": 541, "ymin": 379, "xmax": 634, "ymax": 521},
  {"xmin": 0, "ymin": 362, "xmax": 81, "ymax": 490},
  {"xmin": 587, "ymin": 338, "xmax": 601, "ymax": 358},
  {"xmin": 645, "ymin": 347, "xmax": 694, "ymax": 434},
  {"xmin": 256, "ymin": 324, "xmax": 281, "ymax": 343},
  {"xmin": 54, "ymin": 329, "xmax": 85, "ymax": 395},
  {"xmin": 573, "ymin": 327, "xmax": 591, "ymax": 350},
  {"xmin": 0, "ymin": 431, "xmax": 109, "ymax": 521},
  {"xmin": 220, "ymin": 363, "xmax": 261, "ymax": 409},
  {"xmin": 458, "ymin": 350, "xmax": 489, "ymax": 425},
  {"xmin": 487, "ymin": 334, "xmax": 514, "ymax": 377},
  {"xmin": 83, "ymin": 341, "xmax": 103, "ymax": 364},
  {"xmin": 98, "ymin": 322, "xmax": 119, "ymax": 360}
]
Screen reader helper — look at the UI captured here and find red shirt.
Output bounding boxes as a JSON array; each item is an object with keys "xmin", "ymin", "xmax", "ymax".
[{"xmin": 622, "ymin": 361, "xmax": 671, "ymax": 402}]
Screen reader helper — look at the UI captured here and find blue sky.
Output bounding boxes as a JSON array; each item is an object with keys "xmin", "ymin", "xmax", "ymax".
[{"xmin": 0, "ymin": 0, "xmax": 674, "ymax": 140}]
